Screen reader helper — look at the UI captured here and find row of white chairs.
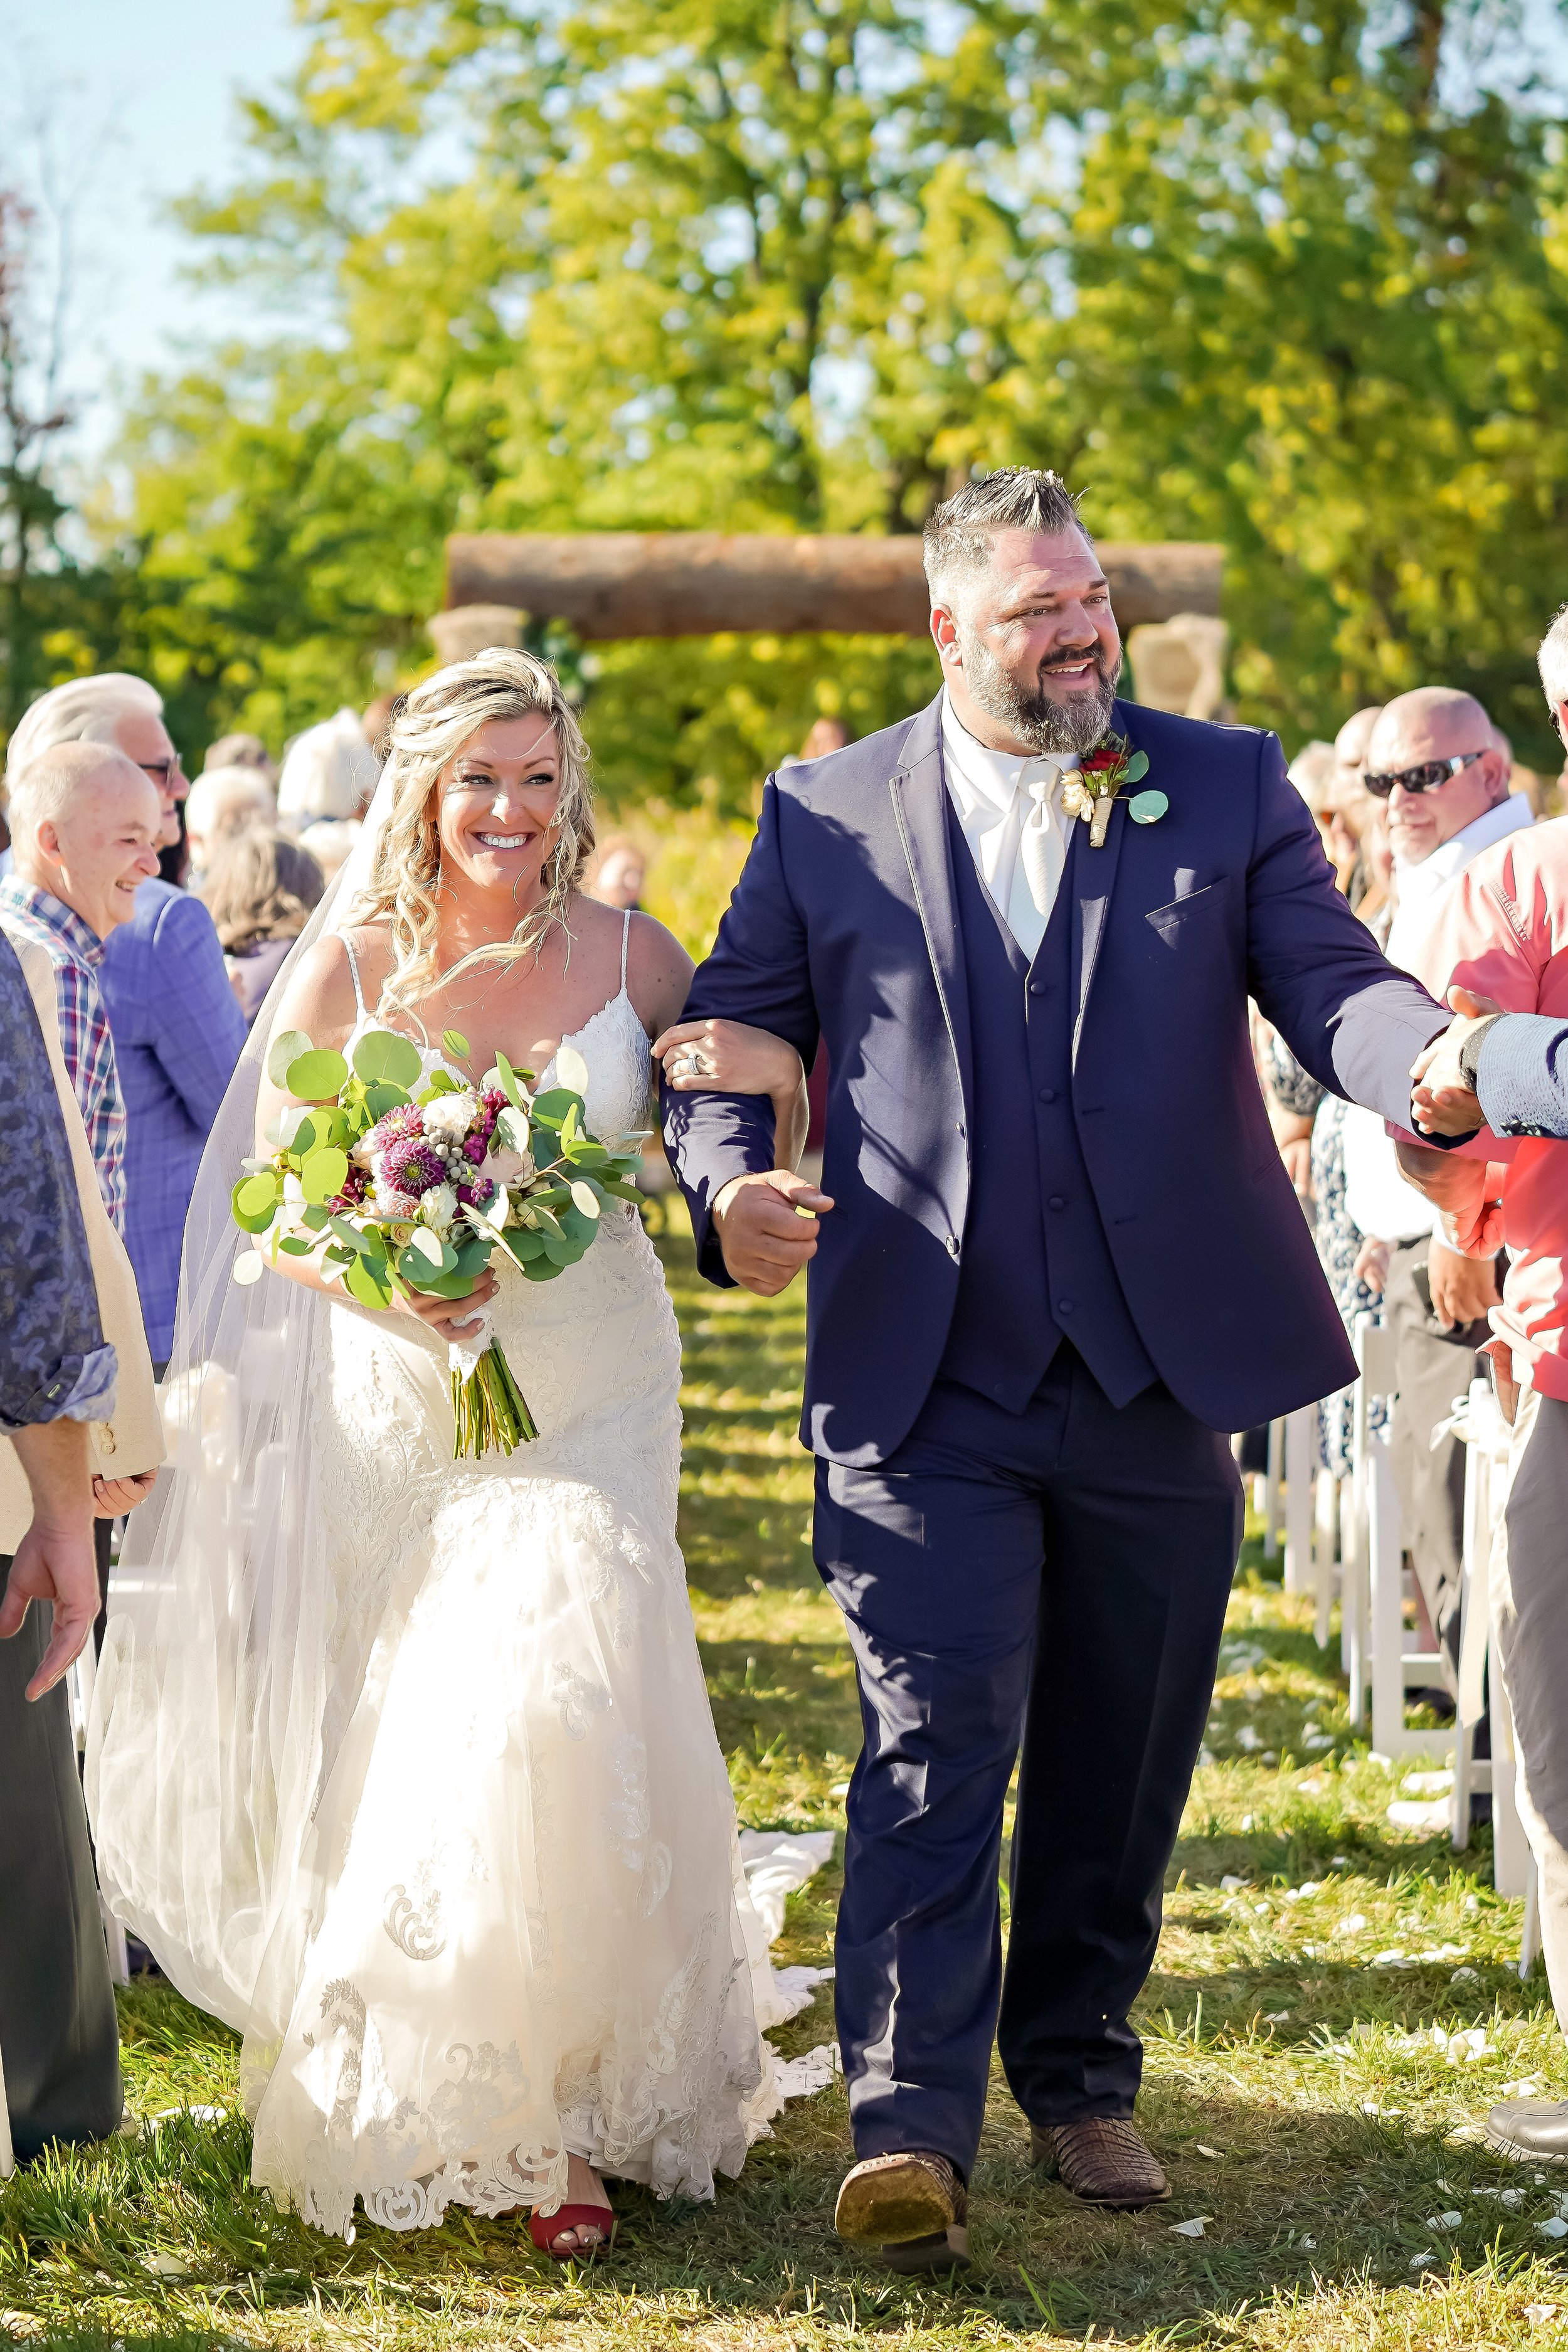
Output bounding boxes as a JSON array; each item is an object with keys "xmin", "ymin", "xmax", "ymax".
[{"xmin": 1255, "ymin": 1311, "xmax": 1537, "ymax": 1968}]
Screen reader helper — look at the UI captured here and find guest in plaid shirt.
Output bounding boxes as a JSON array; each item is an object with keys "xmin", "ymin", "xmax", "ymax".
[
  {"xmin": 0, "ymin": 744, "xmax": 162, "ymax": 1234},
  {"xmin": 6, "ymin": 673, "xmax": 249, "ymax": 1367}
]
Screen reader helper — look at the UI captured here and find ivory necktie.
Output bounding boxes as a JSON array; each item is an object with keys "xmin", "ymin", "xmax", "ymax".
[{"xmin": 1012, "ymin": 768, "xmax": 1069, "ymax": 948}]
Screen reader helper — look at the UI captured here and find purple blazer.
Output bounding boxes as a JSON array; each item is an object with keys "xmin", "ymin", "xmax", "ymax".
[
  {"xmin": 663, "ymin": 694, "xmax": 1450, "ymax": 1465},
  {"xmin": 99, "ymin": 881, "xmax": 246, "ymax": 1364}
]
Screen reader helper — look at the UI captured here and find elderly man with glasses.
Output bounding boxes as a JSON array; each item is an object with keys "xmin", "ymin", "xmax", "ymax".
[
  {"xmin": 4, "ymin": 677, "xmax": 247, "ymax": 1378},
  {"xmin": 1338, "ymin": 687, "xmax": 1535, "ymax": 1693}
]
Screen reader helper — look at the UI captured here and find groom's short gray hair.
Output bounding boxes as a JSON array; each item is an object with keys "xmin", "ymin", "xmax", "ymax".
[{"xmin": 923, "ymin": 468, "xmax": 1089, "ymax": 608}]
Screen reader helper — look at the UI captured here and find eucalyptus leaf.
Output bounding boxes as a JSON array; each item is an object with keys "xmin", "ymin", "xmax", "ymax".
[
  {"xmin": 300, "ymin": 1146, "xmax": 349, "ymax": 1204},
  {"xmin": 442, "ymin": 1027, "xmax": 470, "ymax": 1062},
  {"xmin": 1123, "ymin": 749, "xmax": 1150, "ymax": 782},
  {"xmin": 267, "ymin": 1029, "xmax": 312, "ymax": 1088},
  {"xmin": 302, "ymin": 1204, "xmax": 331, "ymax": 1231},
  {"xmin": 278, "ymin": 1235, "xmax": 315, "ymax": 1257},
  {"xmin": 363, "ymin": 1079, "xmax": 413, "ymax": 1120},
  {"xmin": 327, "ymin": 1214, "xmax": 378, "ymax": 1259},
  {"xmin": 499, "ymin": 1226, "xmax": 548, "ymax": 1263},
  {"xmin": 285, "ymin": 1047, "xmax": 350, "ymax": 1102},
  {"xmin": 352, "ymin": 1028, "xmax": 425, "ymax": 1089},
  {"xmin": 568, "ymin": 1179, "xmax": 602, "ymax": 1220},
  {"xmin": 265, "ymin": 1104, "xmax": 309, "ymax": 1150},
  {"xmin": 522, "ymin": 1254, "xmax": 561, "ymax": 1283},
  {"xmin": 232, "ymin": 1251, "xmax": 265, "ymax": 1287},
  {"xmin": 554, "ymin": 1042, "xmax": 590, "ymax": 1096},
  {"xmin": 345, "ymin": 1253, "xmax": 396, "ymax": 1311},
  {"xmin": 233, "ymin": 1173, "xmax": 280, "ymax": 1231},
  {"xmin": 528, "ymin": 1087, "xmax": 578, "ymax": 1128},
  {"xmin": 494, "ymin": 1049, "xmax": 524, "ymax": 1110},
  {"xmin": 495, "ymin": 1106, "xmax": 531, "ymax": 1157}
]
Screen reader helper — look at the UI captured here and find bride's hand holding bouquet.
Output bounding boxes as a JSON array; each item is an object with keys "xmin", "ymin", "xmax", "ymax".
[{"xmin": 235, "ymin": 1020, "xmax": 645, "ymax": 1456}]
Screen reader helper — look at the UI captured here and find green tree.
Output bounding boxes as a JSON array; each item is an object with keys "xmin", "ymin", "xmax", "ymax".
[{"xmin": 92, "ymin": 0, "xmax": 1568, "ymax": 787}]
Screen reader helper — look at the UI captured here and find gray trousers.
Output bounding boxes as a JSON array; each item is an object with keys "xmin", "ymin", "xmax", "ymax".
[
  {"xmin": 0, "ymin": 1555, "xmax": 122, "ymax": 2159},
  {"xmin": 1491, "ymin": 1389, "xmax": 1568, "ymax": 2033},
  {"xmin": 1386, "ymin": 1236, "xmax": 1491, "ymax": 1678}
]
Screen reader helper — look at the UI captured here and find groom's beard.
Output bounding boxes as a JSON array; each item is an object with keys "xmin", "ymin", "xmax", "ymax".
[{"xmin": 959, "ymin": 629, "xmax": 1121, "ymax": 755}]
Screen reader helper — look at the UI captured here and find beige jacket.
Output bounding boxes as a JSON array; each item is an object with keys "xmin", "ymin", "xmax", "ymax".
[{"xmin": 0, "ymin": 916, "xmax": 164, "ymax": 1552}]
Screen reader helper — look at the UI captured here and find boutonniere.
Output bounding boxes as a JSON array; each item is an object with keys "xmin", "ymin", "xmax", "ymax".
[{"xmin": 1059, "ymin": 734, "xmax": 1168, "ymax": 847}]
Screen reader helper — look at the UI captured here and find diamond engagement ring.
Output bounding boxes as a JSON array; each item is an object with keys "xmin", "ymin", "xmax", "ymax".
[{"xmin": 683, "ymin": 1047, "xmax": 706, "ymax": 1078}]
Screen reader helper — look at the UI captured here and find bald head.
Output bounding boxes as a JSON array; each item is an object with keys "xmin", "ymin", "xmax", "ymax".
[
  {"xmin": 1365, "ymin": 688, "xmax": 1507, "ymax": 865},
  {"xmin": 8, "ymin": 742, "xmax": 162, "ymax": 938}
]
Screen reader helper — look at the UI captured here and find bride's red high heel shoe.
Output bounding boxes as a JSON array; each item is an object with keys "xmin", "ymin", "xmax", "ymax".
[{"xmin": 528, "ymin": 2203, "xmax": 617, "ymax": 2261}]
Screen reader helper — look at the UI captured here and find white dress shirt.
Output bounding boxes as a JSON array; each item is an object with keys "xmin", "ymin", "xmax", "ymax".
[
  {"xmin": 1386, "ymin": 791, "xmax": 1535, "ymax": 968},
  {"xmin": 939, "ymin": 689, "xmax": 1079, "ymax": 960},
  {"xmin": 1343, "ymin": 790, "xmax": 1537, "ymax": 1245}
]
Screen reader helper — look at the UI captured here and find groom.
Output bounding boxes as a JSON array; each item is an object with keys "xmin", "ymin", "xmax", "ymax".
[{"xmin": 663, "ymin": 469, "xmax": 1453, "ymax": 2267}]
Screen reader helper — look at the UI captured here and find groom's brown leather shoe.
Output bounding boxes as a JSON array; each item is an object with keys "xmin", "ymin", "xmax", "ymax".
[
  {"xmin": 1032, "ymin": 2118, "xmax": 1170, "ymax": 2208},
  {"xmin": 834, "ymin": 2150, "xmax": 971, "ymax": 2270}
]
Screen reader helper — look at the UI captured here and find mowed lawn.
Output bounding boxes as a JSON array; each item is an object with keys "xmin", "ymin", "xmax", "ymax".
[{"xmin": 4, "ymin": 1215, "xmax": 1568, "ymax": 2349}]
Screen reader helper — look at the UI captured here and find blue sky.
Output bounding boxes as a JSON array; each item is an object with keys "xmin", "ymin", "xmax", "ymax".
[{"xmin": 0, "ymin": 0, "xmax": 307, "ymax": 458}]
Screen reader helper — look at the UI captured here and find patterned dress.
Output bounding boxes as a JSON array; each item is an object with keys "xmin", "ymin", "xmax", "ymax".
[{"xmin": 1262, "ymin": 1036, "xmax": 1389, "ymax": 1480}]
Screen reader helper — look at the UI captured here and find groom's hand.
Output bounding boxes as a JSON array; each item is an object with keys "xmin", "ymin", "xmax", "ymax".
[{"xmin": 712, "ymin": 1170, "xmax": 834, "ymax": 1296}]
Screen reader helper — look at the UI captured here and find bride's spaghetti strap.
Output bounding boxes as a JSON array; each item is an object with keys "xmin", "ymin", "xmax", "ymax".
[
  {"xmin": 620, "ymin": 906, "xmax": 631, "ymax": 995},
  {"xmin": 342, "ymin": 934, "xmax": 368, "ymax": 1021}
]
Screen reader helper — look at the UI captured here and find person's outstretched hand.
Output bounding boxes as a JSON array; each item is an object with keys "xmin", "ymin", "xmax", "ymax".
[
  {"xmin": 1410, "ymin": 987, "xmax": 1503, "ymax": 1136},
  {"xmin": 0, "ymin": 1513, "xmax": 99, "ymax": 1700},
  {"xmin": 713, "ymin": 1168, "xmax": 834, "ymax": 1296},
  {"xmin": 1427, "ymin": 1234, "xmax": 1501, "ymax": 1333}
]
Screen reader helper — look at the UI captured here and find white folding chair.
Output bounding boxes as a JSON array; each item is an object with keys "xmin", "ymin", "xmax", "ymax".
[
  {"xmin": 1348, "ymin": 1313, "xmax": 1447, "ymax": 1757},
  {"xmin": 1263, "ymin": 1416, "xmax": 1284, "ymax": 1561},
  {"xmin": 1444, "ymin": 1377, "xmax": 1533, "ymax": 1929},
  {"xmin": 1282, "ymin": 1405, "xmax": 1315, "ymax": 1594}
]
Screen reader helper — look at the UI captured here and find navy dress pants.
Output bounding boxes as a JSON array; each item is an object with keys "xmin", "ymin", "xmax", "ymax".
[{"xmin": 814, "ymin": 1347, "xmax": 1242, "ymax": 2176}]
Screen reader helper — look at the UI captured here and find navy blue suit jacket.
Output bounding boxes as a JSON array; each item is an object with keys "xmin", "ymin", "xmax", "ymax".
[{"xmin": 663, "ymin": 694, "xmax": 1449, "ymax": 1463}]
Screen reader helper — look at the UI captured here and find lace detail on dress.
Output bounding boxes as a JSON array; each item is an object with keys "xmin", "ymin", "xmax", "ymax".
[{"xmin": 241, "ymin": 975, "xmax": 776, "ymax": 2240}]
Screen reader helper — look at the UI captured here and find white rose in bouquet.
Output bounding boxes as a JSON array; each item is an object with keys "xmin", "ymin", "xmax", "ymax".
[
  {"xmin": 423, "ymin": 1091, "xmax": 480, "ymax": 1143},
  {"xmin": 421, "ymin": 1182, "xmax": 458, "ymax": 1229}
]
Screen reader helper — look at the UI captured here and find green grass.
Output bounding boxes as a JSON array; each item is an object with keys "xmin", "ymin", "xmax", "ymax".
[{"xmin": 6, "ymin": 1220, "xmax": 1568, "ymax": 2348}]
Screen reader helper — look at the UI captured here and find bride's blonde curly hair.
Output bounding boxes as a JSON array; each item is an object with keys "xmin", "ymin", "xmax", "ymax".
[{"xmin": 351, "ymin": 647, "xmax": 595, "ymax": 1014}]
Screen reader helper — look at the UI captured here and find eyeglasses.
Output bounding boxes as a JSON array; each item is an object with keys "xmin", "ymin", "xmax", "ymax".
[
  {"xmin": 1362, "ymin": 750, "xmax": 1487, "ymax": 798},
  {"xmin": 137, "ymin": 756, "xmax": 185, "ymax": 793}
]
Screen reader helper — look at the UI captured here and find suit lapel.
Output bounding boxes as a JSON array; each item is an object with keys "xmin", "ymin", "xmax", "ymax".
[
  {"xmin": 1069, "ymin": 696, "xmax": 1142, "ymax": 1067},
  {"xmin": 888, "ymin": 699, "xmax": 973, "ymax": 1116}
]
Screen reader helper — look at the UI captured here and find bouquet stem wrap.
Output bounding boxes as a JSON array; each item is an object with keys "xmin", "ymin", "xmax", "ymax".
[{"xmin": 447, "ymin": 1310, "xmax": 538, "ymax": 1457}]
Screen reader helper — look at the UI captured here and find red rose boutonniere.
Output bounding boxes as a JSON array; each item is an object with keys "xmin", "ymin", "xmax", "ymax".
[{"xmin": 1059, "ymin": 734, "xmax": 1167, "ymax": 847}]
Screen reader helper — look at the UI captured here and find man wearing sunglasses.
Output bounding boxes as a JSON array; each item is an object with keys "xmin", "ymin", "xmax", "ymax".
[
  {"xmin": 1340, "ymin": 689, "xmax": 1534, "ymax": 1698},
  {"xmin": 1390, "ymin": 612, "xmax": 1568, "ymax": 2171}
]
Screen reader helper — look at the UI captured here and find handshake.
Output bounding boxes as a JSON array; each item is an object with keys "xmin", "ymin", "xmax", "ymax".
[{"xmin": 1408, "ymin": 987, "xmax": 1503, "ymax": 1138}]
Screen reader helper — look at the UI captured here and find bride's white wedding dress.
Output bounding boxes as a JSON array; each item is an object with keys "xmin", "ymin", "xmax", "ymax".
[{"xmin": 90, "ymin": 916, "xmax": 781, "ymax": 2240}]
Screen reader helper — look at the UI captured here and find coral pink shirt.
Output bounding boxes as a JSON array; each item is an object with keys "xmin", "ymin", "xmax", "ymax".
[{"xmin": 1405, "ymin": 817, "xmax": 1568, "ymax": 1401}]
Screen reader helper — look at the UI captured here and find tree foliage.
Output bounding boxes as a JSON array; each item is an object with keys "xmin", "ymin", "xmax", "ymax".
[{"xmin": 17, "ymin": 0, "xmax": 1568, "ymax": 792}]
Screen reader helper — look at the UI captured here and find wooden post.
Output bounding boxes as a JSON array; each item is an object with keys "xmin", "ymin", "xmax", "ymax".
[{"xmin": 442, "ymin": 531, "xmax": 1224, "ymax": 639}]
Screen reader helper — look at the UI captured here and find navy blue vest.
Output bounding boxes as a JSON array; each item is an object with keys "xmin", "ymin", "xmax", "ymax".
[{"xmin": 938, "ymin": 795, "xmax": 1156, "ymax": 1412}]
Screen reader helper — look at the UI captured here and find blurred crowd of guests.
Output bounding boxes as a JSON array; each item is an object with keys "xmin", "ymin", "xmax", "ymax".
[{"xmin": 1260, "ymin": 685, "xmax": 1560, "ymax": 1693}]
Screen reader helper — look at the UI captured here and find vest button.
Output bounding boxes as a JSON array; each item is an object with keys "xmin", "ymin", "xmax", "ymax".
[
  {"xmin": 1047, "ymin": 1194, "xmax": 1066, "ymax": 1210},
  {"xmin": 1057, "ymin": 1298, "xmax": 1076, "ymax": 1315},
  {"xmin": 1039, "ymin": 1087, "xmax": 1056, "ymax": 1103},
  {"xmin": 1029, "ymin": 982, "xmax": 1046, "ymax": 996},
  {"xmin": 946, "ymin": 1235, "xmax": 960, "ymax": 1258}
]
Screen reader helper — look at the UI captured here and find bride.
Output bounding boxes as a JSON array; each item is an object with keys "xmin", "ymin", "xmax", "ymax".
[{"xmin": 87, "ymin": 650, "xmax": 811, "ymax": 2255}]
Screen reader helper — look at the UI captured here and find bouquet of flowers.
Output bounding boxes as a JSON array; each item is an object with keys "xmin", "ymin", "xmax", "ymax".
[{"xmin": 230, "ymin": 1023, "xmax": 645, "ymax": 1458}]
